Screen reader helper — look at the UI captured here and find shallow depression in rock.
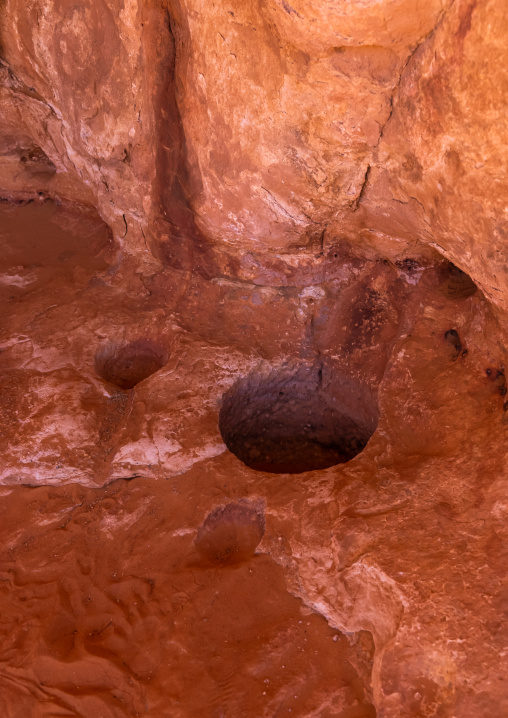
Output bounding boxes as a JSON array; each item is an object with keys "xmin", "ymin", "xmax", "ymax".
[
  {"xmin": 195, "ymin": 501, "xmax": 265, "ymax": 565},
  {"xmin": 95, "ymin": 340, "xmax": 168, "ymax": 390},
  {"xmin": 219, "ymin": 365, "xmax": 379, "ymax": 473}
]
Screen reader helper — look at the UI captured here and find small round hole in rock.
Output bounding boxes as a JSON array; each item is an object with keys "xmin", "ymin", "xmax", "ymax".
[
  {"xmin": 442, "ymin": 263, "xmax": 477, "ymax": 299},
  {"xmin": 195, "ymin": 502, "xmax": 265, "ymax": 566},
  {"xmin": 95, "ymin": 340, "xmax": 168, "ymax": 390},
  {"xmin": 219, "ymin": 365, "xmax": 378, "ymax": 473}
]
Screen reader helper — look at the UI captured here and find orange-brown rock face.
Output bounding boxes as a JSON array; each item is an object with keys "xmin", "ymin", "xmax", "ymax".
[{"xmin": 0, "ymin": 1, "xmax": 507, "ymax": 716}]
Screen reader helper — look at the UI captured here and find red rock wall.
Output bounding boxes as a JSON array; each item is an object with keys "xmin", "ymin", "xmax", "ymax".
[{"xmin": 0, "ymin": 0, "xmax": 507, "ymax": 716}]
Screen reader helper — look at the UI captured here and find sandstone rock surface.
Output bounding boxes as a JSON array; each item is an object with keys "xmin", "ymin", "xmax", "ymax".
[{"xmin": 0, "ymin": 0, "xmax": 507, "ymax": 716}]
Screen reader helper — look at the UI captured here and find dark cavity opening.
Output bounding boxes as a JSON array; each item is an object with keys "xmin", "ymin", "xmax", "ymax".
[
  {"xmin": 219, "ymin": 365, "xmax": 378, "ymax": 474},
  {"xmin": 95, "ymin": 340, "xmax": 168, "ymax": 390},
  {"xmin": 443, "ymin": 263, "xmax": 477, "ymax": 299}
]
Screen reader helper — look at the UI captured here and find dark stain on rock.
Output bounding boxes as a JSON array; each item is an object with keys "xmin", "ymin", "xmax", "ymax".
[
  {"xmin": 396, "ymin": 258, "xmax": 421, "ymax": 273},
  {"xmin": 444, "ymin": 329, "xmax": 462, "ymax": 360},
  {"xmin": 401, "ymin": 154, "xmax": 423, "ymax": 182},
  {"xmin": 347, "ymin": 289, "xmax": 386, "ymax": 350},
  {"xmin": 485, "ymin": 367, "xmax": 506, "ymax": 396},
  {"xmin": 457, "ymin": 0, "xmax": 477, "ymax": 42},
  {"xmin": 444, "ymin": 148, "xmax": 465, "ymax": 178},
  {"xmin": 282, "ymin": 1, "xmax": 302, "ymax": 18}
]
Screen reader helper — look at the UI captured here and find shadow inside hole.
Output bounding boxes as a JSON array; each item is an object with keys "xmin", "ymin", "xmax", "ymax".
[
  {"xmin": 219, "ymin": 365, "xmax": 378, "ymax": 474},
  {"xmin": 442, "ymin": 262, "xmax": 477, "ymax": 299},
  {"xmin": 95, "ymin": 340, "xmax": 168, "ymax": 390}
]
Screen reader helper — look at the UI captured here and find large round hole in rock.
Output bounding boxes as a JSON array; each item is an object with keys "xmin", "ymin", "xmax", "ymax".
[
  {"xmin": 95, "ymin": 340, "xmax": 168, "ymax": 390},
  {"xmin": 219, "ymin": 365, "xmax": 379, "ymax": 473}
]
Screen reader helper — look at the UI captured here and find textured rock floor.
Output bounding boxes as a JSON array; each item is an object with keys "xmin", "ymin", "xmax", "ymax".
[{"xmin": 0, "ymin": 198, "xmax": 506, "ymax": 716}]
